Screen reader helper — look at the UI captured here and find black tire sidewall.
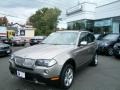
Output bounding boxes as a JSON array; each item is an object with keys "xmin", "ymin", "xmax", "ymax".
[{"xmin": 90, "ymin": 53, "xmax": 98, "ymax": 66}]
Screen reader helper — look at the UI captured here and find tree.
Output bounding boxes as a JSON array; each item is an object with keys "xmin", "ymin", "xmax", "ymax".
[
  {"xmin": 0, "ymin": 16, "xmax": 8, "ymax": 26},
  {"xmin": 29, "ymin": 7, "xmax": 61, "ymax": 35}
]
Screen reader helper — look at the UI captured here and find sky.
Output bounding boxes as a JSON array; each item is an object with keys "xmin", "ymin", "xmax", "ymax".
[{"xmin": 0, "ymin": 0, "xmax": 117, "ymax": 24}]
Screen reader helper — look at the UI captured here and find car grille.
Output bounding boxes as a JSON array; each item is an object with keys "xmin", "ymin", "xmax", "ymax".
[{"xmin": 15, "ymin": 57, "xmax": 35, "ymax": 69}]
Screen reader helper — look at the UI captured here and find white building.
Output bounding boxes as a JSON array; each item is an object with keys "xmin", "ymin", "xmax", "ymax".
[
  {"xmin": 11, "ymin": 23, "xmax": 35, "ymax": 40},
  {"xmin": 65, "ymin": 0, "xmax": 120, "ymax": 34}
]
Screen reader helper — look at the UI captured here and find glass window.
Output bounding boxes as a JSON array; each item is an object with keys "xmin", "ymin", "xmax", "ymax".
[
  {"xmin": 103, "ymin": 34, "xmax": 119, "ymax": 41},
  {"xmin": 87, "ymin": 33, "xmax": 95, "ymax": 43},
  {"xmin": 79, "ymin": 32, "xmax": 88, "ymax": 44},
  {"xmin": 42, "ymin": 32, "xmax": 79, "ymax": 45}
]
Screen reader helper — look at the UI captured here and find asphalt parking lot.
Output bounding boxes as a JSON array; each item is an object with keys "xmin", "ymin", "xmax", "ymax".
[{"xmin": 0, "ymin": 45, "xmax": 120, "ymax": 90}]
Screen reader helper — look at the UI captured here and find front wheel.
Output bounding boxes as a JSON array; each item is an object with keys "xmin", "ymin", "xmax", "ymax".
[
  {"xmin": 108, "ymin": 48, "xmax": 113, "ymax": 56},
  {"xmin": 60, "ymin": 64, "xmax": 74, "ymax": 89}
]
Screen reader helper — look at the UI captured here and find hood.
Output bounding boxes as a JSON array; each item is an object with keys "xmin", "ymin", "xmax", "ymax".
[
  {"xmin": 0, "ymin": 43, "xmax": 9, "ymax": 47},
  {"xmin": 14, "ymin": 44, "xmax": 75, "ymax": 59},
  {"xmin": 97, "ymin": 39, "xmax": 114, "ymax": 46},
  {"xmin": 115, "ymin": 43, "xmax": 120, "ymax": 46}
]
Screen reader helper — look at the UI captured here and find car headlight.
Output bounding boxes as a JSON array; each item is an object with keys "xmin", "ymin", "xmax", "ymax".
[
  {"xmin": 35, "ymin": 59, "xmax": 57, "ymax": 67},
  {"xmin": 10, "ymin": 54, "xmax": 15, "ymax": 60},
  {"xmin": 114, "ymin": 44, "xmax": 117, "ymax": 49},
  {"xmin": 104, "ymin": 43, "xmax": 109, "ymax": 46}
]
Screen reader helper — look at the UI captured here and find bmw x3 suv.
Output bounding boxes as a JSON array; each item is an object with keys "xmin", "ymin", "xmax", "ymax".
[{"xmin": 9, "ymin": 30, "xmax": 98, "ymax": 89}]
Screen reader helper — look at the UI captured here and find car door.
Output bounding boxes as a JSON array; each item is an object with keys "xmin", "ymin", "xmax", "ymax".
[
  {"xmin": 73, "ymin": 32, "xmax": 89, "ymax": 67},
  {"xmin": 86, "ymin": 33, "xmax": 96, "ymax": 62}
]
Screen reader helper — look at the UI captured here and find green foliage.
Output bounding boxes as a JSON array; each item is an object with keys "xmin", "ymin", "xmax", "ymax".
[
  {"xmin": 29, "ymin": 7, "xmax": 61, "ymax": 35},
  {"xmin": 0, "ymin": 16, "xmax": 8, "ymax": 26}
]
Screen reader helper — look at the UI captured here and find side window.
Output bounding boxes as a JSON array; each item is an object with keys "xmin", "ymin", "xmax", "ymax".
[
  {"xmin": 79, "ymin": 32, "xmax": 88, "ymax": 44},
  {"xmin": 87, "ymin": 33, "xmax": 95, "ymax": 43}
]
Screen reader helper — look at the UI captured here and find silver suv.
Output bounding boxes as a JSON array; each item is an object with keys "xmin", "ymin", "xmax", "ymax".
[{"xmin": 9, "ymin": 30, "xmax": 98, "ymax": 89}]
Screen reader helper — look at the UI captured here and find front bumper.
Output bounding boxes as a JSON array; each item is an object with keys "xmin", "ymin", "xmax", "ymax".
[
  {"xmin": 9, "ymin": 59, "xmax": 62, "ymax": 83},
  {"xmin": 0, "ymin": 49, "xmax": 12, "ymax": 56},
  {"xmin": 9, "ymin": 66, "xmax": 52, "ymax": 83},
  {"xmin": 97, "ymin": 46, "xmax": 109, "ymax": 54}
]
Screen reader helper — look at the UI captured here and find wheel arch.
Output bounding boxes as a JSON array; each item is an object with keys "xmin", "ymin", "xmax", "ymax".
[{"xmin": 61, "ymin": 58, "xmax": 76, "ymax": 73}]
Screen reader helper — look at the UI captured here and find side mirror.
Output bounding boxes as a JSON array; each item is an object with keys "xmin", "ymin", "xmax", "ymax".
[{"xmin": 80, "ymin": 41, "xmax": 88, "ymax": 46}]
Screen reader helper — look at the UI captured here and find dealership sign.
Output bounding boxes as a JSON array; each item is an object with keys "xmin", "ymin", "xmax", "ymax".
[
  {"xmin": 66, "ymin": 4, "xmax": 83, "ymax": 15},
  {"xmin": 0, "ymin": 26, "xmax": 7, "ymax": 36}
]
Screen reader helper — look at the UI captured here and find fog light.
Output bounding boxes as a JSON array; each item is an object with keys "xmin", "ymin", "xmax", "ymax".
[{"xmin": 51, "ymin": 76, "xmax": 60, "ymax": 80}]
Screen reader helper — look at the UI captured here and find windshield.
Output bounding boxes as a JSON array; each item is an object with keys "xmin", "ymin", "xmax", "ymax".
[
  {"xmin": 42, "ymin": 32, "xmax": 79, "ymax": 45},
  {"xmin": 103, "ymin": 34, "xmax": 119, "ymax": 41}
]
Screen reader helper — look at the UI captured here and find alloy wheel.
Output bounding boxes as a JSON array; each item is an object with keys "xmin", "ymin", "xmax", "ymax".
[{"xmin": 64, "ymin": 68, "xmax": 73, "ymax": 87}]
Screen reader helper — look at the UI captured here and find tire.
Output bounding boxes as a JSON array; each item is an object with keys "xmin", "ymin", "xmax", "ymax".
[
  {"xmin": 90, "ymin": 54, "xmax": 98, "ymax": 66},
  {"xmin": 60, "ymin": 64, "xmax": 74, "ymax": 89},
  {"xmin": 108, "ymin": 48, "xmax": 113, "ymax": 56},
  {"xmin": 114, "ymin": 55, "xmax": 120, "ymax": 59}
]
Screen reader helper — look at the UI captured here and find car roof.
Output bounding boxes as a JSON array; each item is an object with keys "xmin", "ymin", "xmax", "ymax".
[{"xmin": 56, "ymin": 30, "xmax": 90, "ymax": 33}]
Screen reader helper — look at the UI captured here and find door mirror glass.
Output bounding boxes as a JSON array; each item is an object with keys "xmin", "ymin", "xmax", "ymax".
[{"xmin": 80, "ymin": 41, "xmax": 88, "ymax": 46}]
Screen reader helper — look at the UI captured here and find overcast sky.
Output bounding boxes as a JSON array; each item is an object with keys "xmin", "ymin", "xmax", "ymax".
[{"xmin": 0, "ymin": 0, "xmax": 117, "ymax": 24}]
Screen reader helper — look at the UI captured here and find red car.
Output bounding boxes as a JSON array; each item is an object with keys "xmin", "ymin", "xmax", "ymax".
[{"xmin": 12, "ymin": 37, "xmax": 26, "ymax": 46}]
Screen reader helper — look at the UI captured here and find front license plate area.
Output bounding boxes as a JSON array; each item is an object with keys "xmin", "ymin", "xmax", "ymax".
[{"xmin": 17, "ymin": 71, "xmax": 25, "ymax": 78}]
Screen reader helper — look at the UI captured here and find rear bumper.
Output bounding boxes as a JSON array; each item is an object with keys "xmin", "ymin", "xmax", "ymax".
[
  {"xmin": 13, "ymin": 42, "xmax": 25, "ymax": 45},
  {"xmin": 29, "ymin": 42, "xmax": 39, "ymax": 45}
]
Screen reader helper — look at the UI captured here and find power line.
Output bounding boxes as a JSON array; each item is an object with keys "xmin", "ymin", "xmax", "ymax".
[
  {"xmin": 0, "ymin": 12, "xmax": 26, "ymax": 19},
  {"xmin": 35, "ymin": 0, "xmax": 74, "ymax": 10},
  {"xmin": 0, "ymin": 0, "xmax": 76, "ymax": 20}
]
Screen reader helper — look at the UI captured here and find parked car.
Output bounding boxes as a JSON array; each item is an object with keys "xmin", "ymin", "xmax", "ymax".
[
  {"xmin": 97, "ymin": 33, "xmax": 120, "ymax": 55},
  {"xmin": 113, "ymin": 42, "xmax": 120, "ymax": 58},
  {"xmin": 12, "ymin": 37, "xmax": 26, "ymax": 46},
  {"xmin": 1, "ymin": 37, "xmax": 12, "ymax": 45},
  {"xmin": 29, "ymin": 36, "xmax": 46, "ymax": 45},
  {"xmin": 9, "ymin": 30, "xmax": 98, "ymax": 89},
  {"xmin": 0, "ymin": 42, "xmax": 12, "ymax": 56},
  {"xmin": 94, "ymin": 34, "xmax": 107, "ymax": 40}
]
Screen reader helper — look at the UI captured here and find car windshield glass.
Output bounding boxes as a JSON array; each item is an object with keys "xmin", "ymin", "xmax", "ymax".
[
  {"xmin": 103, "ymin": 34, "xmax": 119, "ymax": 41},
  {"xmin": 42, "ymin": 32, "xmax": 79, "ymax": 45}
]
